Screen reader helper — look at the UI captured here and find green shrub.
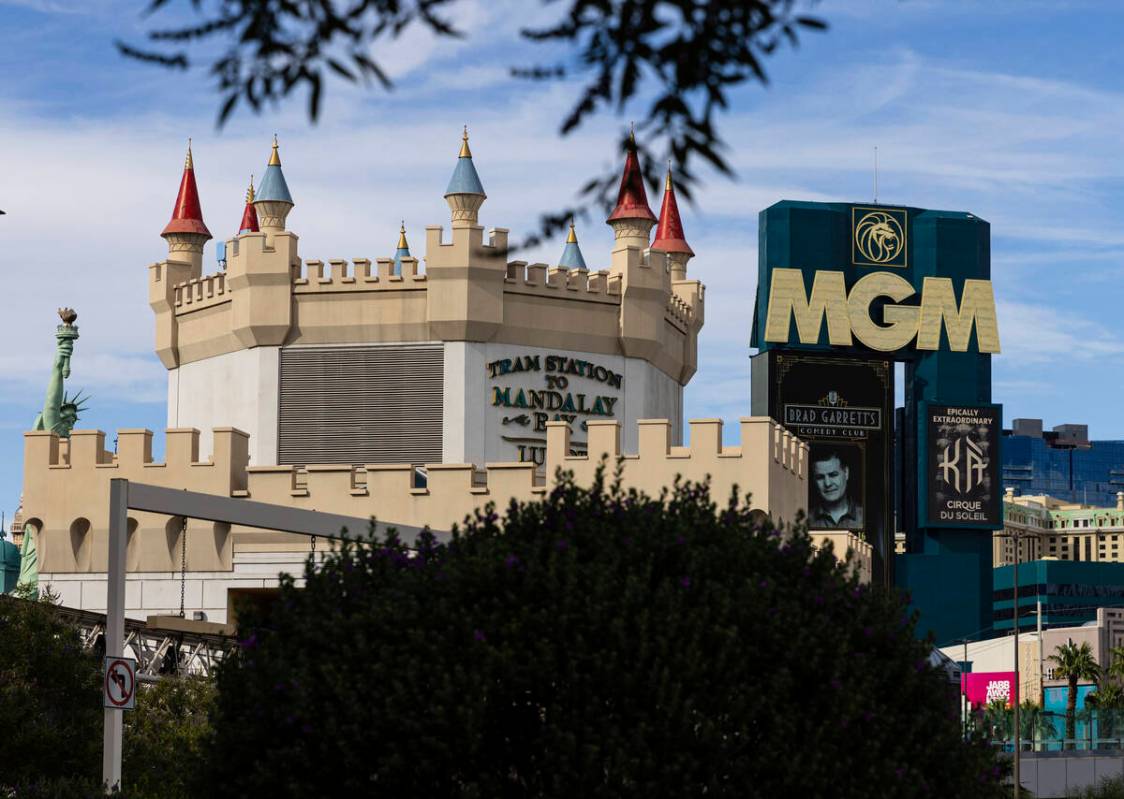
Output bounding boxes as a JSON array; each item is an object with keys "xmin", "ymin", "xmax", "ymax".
[{"xmin": 203, "ymin": 472, "xmax": 1006, "ymax": 797}]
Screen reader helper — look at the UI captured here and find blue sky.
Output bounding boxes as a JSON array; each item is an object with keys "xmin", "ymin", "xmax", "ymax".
[{"xmin": 2, "ymin": 0, "xmax": 1123, "ymax": 521}]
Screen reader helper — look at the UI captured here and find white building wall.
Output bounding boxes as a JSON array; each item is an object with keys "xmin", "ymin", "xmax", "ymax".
[
  {"xmin": 40, "ymin": 550, "xmax": 311, "ymax": 624},
  {"xmin": 167, "ymin": 347, "xmax": 280, "ymax": 466}
]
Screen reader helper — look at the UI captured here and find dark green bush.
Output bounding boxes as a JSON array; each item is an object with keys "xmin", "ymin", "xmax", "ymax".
[{"xmin": 203, "ymin": 471, "xmax": 1006, "ymax": 797}]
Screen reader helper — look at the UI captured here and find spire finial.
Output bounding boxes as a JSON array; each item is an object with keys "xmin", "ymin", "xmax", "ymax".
[
  {"xmin": 459, "ymin": 125, "xmax": 472, "ymax": 158},
  {"xmin": 666, "ymin": 160, "xmax": 673, "ymax": 191},
  {"xmin": 185, "ymin": 138, "xmax": 193, "ymax": 170},
  {"xmin": 245, "ymin": 174, "xmax": 255, "ymax": 204},
  {"xmin": 269, "ymin": 134, "xmax": 281, "ymax": 166},
  {"xmin": 398, "ymin": 220, "xmax": 408, "ymax": 249},
  {"xmin": 567, "ymin": 219, "xmax": 578, "ymax": 244}
]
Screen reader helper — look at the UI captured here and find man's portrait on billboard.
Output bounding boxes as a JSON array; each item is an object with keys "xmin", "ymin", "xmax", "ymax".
[{"xmin": 808, "ymin": 443, "xmax": 864, "ymax": 530}]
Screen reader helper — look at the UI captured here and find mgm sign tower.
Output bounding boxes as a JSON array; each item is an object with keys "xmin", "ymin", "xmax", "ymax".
[{"xmin": 751, "ymin": 201, "xmax": 1001, "ymax": 642}]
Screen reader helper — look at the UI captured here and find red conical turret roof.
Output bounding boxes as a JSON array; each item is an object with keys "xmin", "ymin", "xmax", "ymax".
[
  {"xmin": 653, "ymin": 166, "xmax": 693, "ymax": 256},
  {"xmin": 606, "ymin": 134, "xmax": 656, "ymax": 225},
  {"xmin": 239, "ymin": 175, "xmax": 259, "ymax": 233},
  {"xmin": 161, "ymin": 141, "xmax": 212, "ymax": 239}
]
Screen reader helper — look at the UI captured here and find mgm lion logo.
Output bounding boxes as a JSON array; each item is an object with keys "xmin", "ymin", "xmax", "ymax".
[{"xmin": 852, "ymin": 208, "xmax": 907, "ymax": 267}]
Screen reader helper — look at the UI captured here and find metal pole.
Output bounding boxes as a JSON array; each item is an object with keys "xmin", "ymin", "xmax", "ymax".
[
  {"xmin": 1037, "ymin": 600, "xmax": 1044, "ymax": 708},
  {"xmin": 963, "ymin": 637, "xmax": 969, "ymax": 741},
  {"xmin": 102, "ymin": 478, "xmax": 128, "ymax": 792},
  {"xmin": 1013, "ymin": 533, "xmax": 1021, "ymax": 799}
]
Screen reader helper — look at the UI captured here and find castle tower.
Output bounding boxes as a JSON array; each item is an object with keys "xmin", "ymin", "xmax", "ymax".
[
  {"xmin": 239, "ymin": 175, "xmax": 260, "ymax": 234},
  {"xmin": 606, "ymin": 133, "xmax": 656, "ymax": 250},
  {"xmin": 392, "ymin": 222, "xmax": 410, "ymax": 275},
  {"xmin": 443, "ymin": 126, "xmax": 486, "ymax": 228},
  {"xmin": 160, "ymin": 140, "xmax": 212, "ymax": 274},
  {"xmin": 557, "ymin": 221, "xmax": 587, "ymax": 269},
  {"xmin": 253, "ymin": 135, "xmax": 294, "ymax": 233},
  {"xmin": 652, "ymin": 164, "xmax": 693, "ymax": 282}
]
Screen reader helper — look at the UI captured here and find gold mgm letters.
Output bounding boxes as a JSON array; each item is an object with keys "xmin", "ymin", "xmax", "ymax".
[{"xmin": 763, "ymin": 268, "xmax": 1001, "ymax": 353}]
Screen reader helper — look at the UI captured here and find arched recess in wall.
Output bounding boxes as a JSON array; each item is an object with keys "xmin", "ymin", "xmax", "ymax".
[
  {"xmin": 124, "ymin": 517, "xmax": 140, "ymax": 572},
  {"xmin": 19, "ymin": 518, "xmax": 42, "ymax": 562},
  {"xmin": 748, "ymin": 509, "xmax": 770, "ymax": 531},
  {"xmin": 165, "ymin": 516, "xmax": 185, "ymax": 569},
  {"xmin": 69, "ymin": 518, "xmax": 92, "ymax": 572},
  {"xmin": 211, "ymin": 522, "xmax": 231, "ymax": 571}
]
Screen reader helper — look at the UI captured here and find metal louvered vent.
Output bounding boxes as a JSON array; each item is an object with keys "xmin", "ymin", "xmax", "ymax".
[{"xmin": 279, "ymin": 344, "xmax": 443, "ymax": 465}]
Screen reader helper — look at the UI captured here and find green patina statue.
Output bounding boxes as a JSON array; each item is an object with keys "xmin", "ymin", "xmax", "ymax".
[{"xmin": 32, "ymin": 308, "xmax": 87, "ymax": 438}]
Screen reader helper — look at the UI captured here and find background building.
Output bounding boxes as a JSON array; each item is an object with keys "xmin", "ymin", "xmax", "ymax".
[
  {"xmin": 993, "ymin": 560, "xmax": 1124, "ymax": 632},
  {"xmin": 995, "ymin": 491, "xmax": 1124, "ymax": 566},
  {"xmin": 1003, "ymin": 418, "xmax": 1124, "ymax": 506}
]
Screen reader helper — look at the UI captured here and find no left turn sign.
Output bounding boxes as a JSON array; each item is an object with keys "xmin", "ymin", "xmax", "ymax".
[{"xmin": 103, "ymin": 657, "xmax": 136, "ymax": 710}]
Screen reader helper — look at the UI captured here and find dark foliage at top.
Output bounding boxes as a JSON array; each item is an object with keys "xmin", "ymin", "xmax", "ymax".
[
  {"xmin": 117, "ymin": 0, "xmax": 826, "ymax": 248},
  {"xmin": 201, "ymin": 470, "xmax": 1005, "ymax": 798}
]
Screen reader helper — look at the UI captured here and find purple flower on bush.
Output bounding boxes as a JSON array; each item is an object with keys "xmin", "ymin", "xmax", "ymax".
[
  {"xmin": 473, "ymin": 629, "xmax": 487, "ymax": 642},
  {"xmin": 239, "ymin": 633, "xmax": 257, "ymax": 650},
  {"xmin": 556, "ymin": 539, "xmax": 569, "ymax": 552},
  {"xmin": 863, "ymin": 626, "xmax": 873, "ymax": 638},
  {"xmin": 680, "ymin": 576, "xmax": 691, "ymax": 589},
  {"xmin": 504, "ymin": 553, "xmax": 520, "ymax": 569},
  {"xmin": 830, "ymin": 677, "xmax": 842, "ymax": 690}
]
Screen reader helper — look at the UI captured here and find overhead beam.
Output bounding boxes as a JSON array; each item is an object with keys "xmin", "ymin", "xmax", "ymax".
[{"xmin": 126, "ymin": 481, "xmax": 446, "ymax": 545}]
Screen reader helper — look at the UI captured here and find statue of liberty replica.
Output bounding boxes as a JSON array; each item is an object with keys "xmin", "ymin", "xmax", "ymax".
[
  {"xmin": 17, "ymin": 309, "xmax": 88, "ymax": 595},
  {"xmin": 32, "ymin": 307, "xmax": 87, "ymax": 437}
]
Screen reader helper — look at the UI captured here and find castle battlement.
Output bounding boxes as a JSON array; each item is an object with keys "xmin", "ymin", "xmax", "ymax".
[
  {"xmin": 503, "ymin": 261, "xmax": 622, "ymax": 302},
  {"xmin": 290, "ymin": 256, "xmax": 428, "ymax": 289},
  {"xmin": 21, "ymin": 416, "xmax": 811, "ymax": 576}
]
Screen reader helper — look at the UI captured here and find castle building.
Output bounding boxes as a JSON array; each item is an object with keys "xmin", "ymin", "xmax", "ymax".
[
  {"xmin": 156, "ymin": 130, "xmax": 699, "ymax": 470},
  {"xmin": 15, "ymin": 131, "xmax": 854, "ymax": 623}
]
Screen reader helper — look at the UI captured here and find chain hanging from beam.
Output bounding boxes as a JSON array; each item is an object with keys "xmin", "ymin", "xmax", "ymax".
[{"xmin": 179, "ymin": 517, "xmax": 187, "ymax": 619}]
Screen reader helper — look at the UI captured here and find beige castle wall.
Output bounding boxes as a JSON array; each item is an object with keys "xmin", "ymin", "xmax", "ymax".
[{"xmin": 19, "ymin": 417, "xmax": 836, "ymax": 571}]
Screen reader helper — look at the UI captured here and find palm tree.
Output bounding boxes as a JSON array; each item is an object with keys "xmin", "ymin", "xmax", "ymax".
[
  {"xmin": 1089, "ymin": 651, "xmax": 1124, "ymax": 747},
  {"xmin": 1108, "ymin": 646, "xmax": 1124, "ymax": 680},
  {"xmin": 1050, "ymin": 639, "xmax": 1101, "ymax": 748},
  {"xmin": 1018, "ymin": 699, "xmax": 1058, "ymax": 751}
]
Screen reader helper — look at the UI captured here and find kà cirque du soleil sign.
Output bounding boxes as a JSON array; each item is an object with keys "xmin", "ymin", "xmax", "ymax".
[{"xmin": 761, "ymin": 207, "xmax": 1001, "ymax": 355}]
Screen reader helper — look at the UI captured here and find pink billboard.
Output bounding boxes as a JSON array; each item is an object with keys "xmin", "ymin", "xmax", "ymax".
[{"xmin": 961, "ymin": 672, "xmax": 1017, "ymax": 707}]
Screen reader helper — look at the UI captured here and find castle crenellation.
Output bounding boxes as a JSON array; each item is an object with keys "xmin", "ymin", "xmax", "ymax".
[{"xmin": 22, "ymin": 416, "xmax": 806, "ymax": 576}]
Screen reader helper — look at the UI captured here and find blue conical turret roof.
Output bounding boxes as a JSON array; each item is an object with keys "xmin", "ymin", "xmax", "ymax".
[
  {"xmin": 558, "ymin": 221, "xmax": 587, "ymax": 269},
  {"xmin": 393, "ymin": 222, "xmax": 410, "ymax": 275},
  {"xmin": 255, "ymin": 136, "xmax": 293, "ymax": 205},
  {"xmin": 444, "ymin": 126, "xmax": 485, "ymax": 197}
]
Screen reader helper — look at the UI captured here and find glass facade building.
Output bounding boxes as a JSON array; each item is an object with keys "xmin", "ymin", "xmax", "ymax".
[
  {"xmin": 1002, "ymin": 420, "xmax": 1124, "ymax": 507},
  {"xmin": 993, "ymin": 560, "xmax": 1124, "ymax": 631}
]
